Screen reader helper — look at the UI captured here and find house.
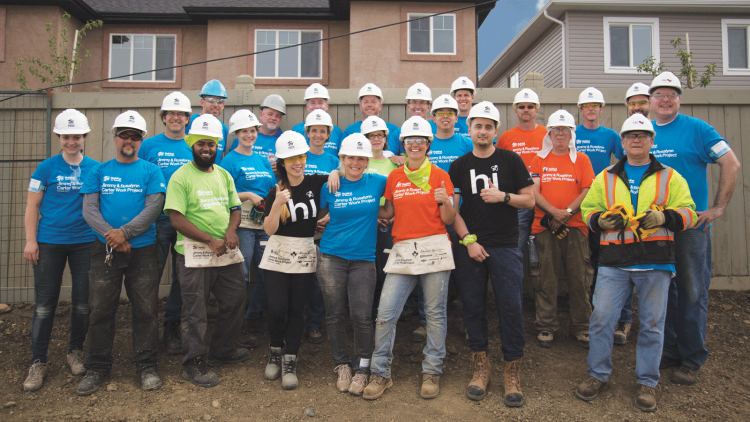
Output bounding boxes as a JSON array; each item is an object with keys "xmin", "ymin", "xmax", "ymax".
[
  {"xmin": 0, "ymin": 0, "xmax": 495, "ymax": 92},
  {"xmin": 479, "ymin": 0, "xmax": 750, "ymax": 90}
]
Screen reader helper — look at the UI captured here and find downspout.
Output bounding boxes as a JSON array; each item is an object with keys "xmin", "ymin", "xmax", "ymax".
[
  {"xmin": 543, "ymin": 9, "xmax": 565, "ymax": 88},
  {"xmin": 475, "ymin": 12, "xmax": 480, "ymax": 86}
]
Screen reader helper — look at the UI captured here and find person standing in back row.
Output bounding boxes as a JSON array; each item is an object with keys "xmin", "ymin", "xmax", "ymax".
[
  {"xmin": 450, "ymin": 76, "xmax": 475, "ymax": 137},
  {"xmin": 292, "ymin": 83, "xmax": 345, "ymax": 156},
  {"xmin": 186, "ymin": 80, "xmax": 229, "ymax": 164}
]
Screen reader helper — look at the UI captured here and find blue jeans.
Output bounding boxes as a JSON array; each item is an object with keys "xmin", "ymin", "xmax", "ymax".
[
  {"xmin": 237, "ymin": 228, "xmax": 268, "ymax": 320},
  {"xmin": 517, "ymin": 208, "xmax": 535, "ymax": 251},
  {"xmin": 371, "ymin": 270, "xmax": 451, "ymax": 378},
  {"xmin": 618, "ymin": 285, "xmax": 635, "ymax": 323},
  {"xmin": 663, "ymin": 229, "xmax": 712, "ymax": 369},
  {"xmin": 588, "ymin": 267, "xmax": 671, "ymax": 387},
  {"xmin": 454, "ymin": 245, "xmax": 525, "ymax": 361},
  {"xmin": 30, "ymin": 242, "xmax": 93, "ymax": 363},
  {"xmin": 156, "ymin": 218, "xmax": 181, "ymax": 324}
]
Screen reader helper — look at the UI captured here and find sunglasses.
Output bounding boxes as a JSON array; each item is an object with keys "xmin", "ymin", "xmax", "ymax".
[
  {"xmin": 203, "ymin": 97, "xmax": 225, "ymax": 104},
  {"xmin": 580, "ymin": 103, "xmax": 602, "ymax": 110},
  {"xmin": 366, "ymin": 133, "xmax": 386, "ymax": 140},
  {"xmin": 652, "ymin": 93, "xmax": 679, "ymax": 100},
  {"xmin": 627, "ymin": 100, "xmax": 649, "ymax": 107},
  {"xmin": 403, "ymin": 138, "xmax": 428, "ymax": 145},
  {"xmin": 434, "ymin": 111, "xmax": 457, "ymax": 118},
  {"xmin": 515, "ymin": 105, "xmax": 538, "ymax": 110},
  {"xmin": 116, "ymin": 132, "xmax": 143, "ymax": 142},
  {"xmin": 283, "ymin": 155, "xmax": 307, "ymax": 164}
]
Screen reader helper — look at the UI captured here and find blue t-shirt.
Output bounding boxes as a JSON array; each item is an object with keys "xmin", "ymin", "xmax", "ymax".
[
  {"xmin": 319, "ymin": 173, "xmax": 388, "ymax": 261},
  {"xmin": 454, "ymin": 116, "xmax": 469, "ymax": 137},
  {"xmin": 575, "ymin": 125, "xmax": 624, "ymax": 175},
  {"xmin": 241, "ymin": 129, "xmax": 283, "ymax": 161},
  {"xmin": 304, "ymin": 152, "xmax": 340, "ymax": 175},
  {"xmin": 220, "ymin": 151, "xmax": 277, "ymax": 196},
  {"xmin": 292, "ymin": 122, "xmax": 344, "ymax": 157},
  {"xmin": 29, "ymin": 154, "xmax": 99, "ymax": 244},
  {"xmin": 138, "ymin": 133, "xmax": 193, "ymax": 220},
  {"xmin": 428, "ymin": 134, "xmax": 473, "ymax": 173},
  {"xmin": 80, "ymin": 159, "xmax": 167, "ymax": 247},
  {"xmin": 390, "ymin": 120, "xmax": 438, "ymax": 155},
  {"xmin": 186, "ymin": 114, "xmax": 228, "ymax": 165},
  {"xmin": 652, "ymin": 114, "xmax": 729, "ymax": 226},
  {"xmin": 343, "ymin": 120, "xmax": 401, "ymax": 156}
]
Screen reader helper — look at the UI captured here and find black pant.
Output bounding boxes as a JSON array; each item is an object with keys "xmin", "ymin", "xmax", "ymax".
[
  {"xmin": 85, "ymin": 240, "xmax": 159, "ymax": 375},
  {"xmin": 589, "ymin": 231, "xmax": 601, "ymax": 295},
  {"xmin": 265, "ymin": 270, "xmax": 314, "ymax": 356}
]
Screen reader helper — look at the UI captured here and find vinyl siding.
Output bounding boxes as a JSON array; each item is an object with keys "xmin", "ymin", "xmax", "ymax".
[{"xmin": 491, "ymin": 24, "xmax": 563, "ymax": 88}]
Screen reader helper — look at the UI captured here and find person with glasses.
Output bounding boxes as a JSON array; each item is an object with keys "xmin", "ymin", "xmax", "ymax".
[
  {"xmin": 186, "ymin": 79, "xmax": 229, "ymax": 165},
  {"xmin": 530, "ymin": 110, "xmax": 595, "ymax": 350},
  {"xmin": 647, "ymin": 72, "xmax": 740, "ymax": 386},
  {"xmin": 22, "ymin": 109, "xmax": 100, "ymax": 392},
  {"xmin": 77, "ymin": 111, "xmax": 167, "ymax": 395},
  {"xmin": 292, "ymin": 83, "xmax": 345, "ymax": 156}
]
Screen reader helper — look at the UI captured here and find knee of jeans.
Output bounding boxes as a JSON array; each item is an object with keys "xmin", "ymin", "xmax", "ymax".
[
  {"xmin": 34, "ymin": 304, "xmax": 55, "ymax": 318},
  {"xmin": 73, "ymin": 303, "xmax": 90, "ymax": 315}
]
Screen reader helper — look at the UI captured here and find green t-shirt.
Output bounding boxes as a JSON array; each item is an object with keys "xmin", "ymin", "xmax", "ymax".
[
  {"xmin": 366, "ymin": 158, "xmax": 399, "ymax": 205},
  {"xmin": 163, "ymin": 162, "xmax": 242, "ymax": 255}
]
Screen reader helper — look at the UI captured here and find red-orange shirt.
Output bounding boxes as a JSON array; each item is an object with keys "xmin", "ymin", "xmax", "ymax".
[
  {"xmin": 385, "ymin": 165, "xmax": 455, "ymax": 244},
  {"xmin": 498, "ymin": 125, "xmax": 547, "ymax": 170},
  {"xmin": 530, "ymin": 152, "xmax": 595, "ymax": 236}
]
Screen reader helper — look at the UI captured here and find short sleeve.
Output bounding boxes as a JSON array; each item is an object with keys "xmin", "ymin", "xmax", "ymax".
[
  {"xmin": 146, "ymin": 164, "xmax": 167, "ymax": 195},
  {"xmin": 163, "ymin": 171, "xmax": 188, "ymax": 215},
  {"xmin": 319, "ymin": 184, "xmax": 330, "ymax": 209},
  {"xmin": 578, "ymin": 154, "xmax": 596, "ymax": 189},
  {"xmin": 374, "ymin": 173, "xmax": 388, "ymax": 195},
  {"xmin": 700, "ymin": 120, "xmax": 730, "ymax": 162},
  {"xmin": 29, "ymin": 161, "xmax": 49, "ymax": 193},
  {"xmin": 529, "ymin": 156, "xmax": 542, "ymax": 180},
  {"xmin": 80, "ymin": 163, "xmax": 102, "ymax": 195}
]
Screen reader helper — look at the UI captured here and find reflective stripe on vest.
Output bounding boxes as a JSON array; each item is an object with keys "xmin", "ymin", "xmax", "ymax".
[
  {"xmin": 600, "ymin": 227, "xmax": 671, "ymax": 244},
  {"xmin": 604, "ymin": 166, "xmax": 672, "ymax": 211}
]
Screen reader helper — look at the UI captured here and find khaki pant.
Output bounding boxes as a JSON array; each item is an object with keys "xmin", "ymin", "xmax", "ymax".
[{"xmin": 531, "ymin": 228, "xmax": 593, "ymax": 336}]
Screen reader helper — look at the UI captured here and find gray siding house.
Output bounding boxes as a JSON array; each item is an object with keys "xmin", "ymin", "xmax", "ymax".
[{"xmin": 479, "ymin": 0, "xmax": 750, "ymax": 89}]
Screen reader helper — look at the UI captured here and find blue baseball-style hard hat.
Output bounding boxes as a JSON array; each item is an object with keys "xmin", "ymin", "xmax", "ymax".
[{"xmin": 200, "ymin": 79, "xmax": 228, "ymax": 98}]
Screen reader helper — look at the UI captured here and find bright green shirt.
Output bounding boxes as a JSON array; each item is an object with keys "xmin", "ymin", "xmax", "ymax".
[
  {"xmin": 366, "ymin": 158, "xmax": 399, "ymax": 205},
  {"xmin": 164, "ymin": 162, "xmax": 242, "ymax": 255}
]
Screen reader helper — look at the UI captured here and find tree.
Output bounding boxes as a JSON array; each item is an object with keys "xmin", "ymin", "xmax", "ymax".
[
  {"xmin": 15, "ymin": 12, "xmax": 103, "ymax": 92},
  {"xmin": 637, "ymin": 35, "xmax": 717, "ymax": 88}
]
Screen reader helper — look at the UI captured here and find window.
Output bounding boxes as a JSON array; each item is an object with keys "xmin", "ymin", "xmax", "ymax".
[
  {"xmin": 722, "ymin": 19, "xmax": 750, "ymax": 74},
  {"xmin": 108, "ymin": 34, "xmax": 176, "ymax": 82},
  {"xmin": 254, "ymin": 30, "xmax": 322, "ymax": 79},
  {"xmin": 603, "ymin": 17, "xmax": 660, "ymax": 74},
  {"xmin": 408, "ymin": 13, "xmax": 456, "ymax": 55},
  {"xmin": 509, "ymin": 71, "xmax": 520, "ymax": 88}
]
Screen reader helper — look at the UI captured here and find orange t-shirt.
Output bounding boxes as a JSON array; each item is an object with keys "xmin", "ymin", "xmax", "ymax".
[
  {"xmin": 497, "ymin": 125, "xmax": 547, "ymax": 170},
  {"xmin": 530, "ymin": 152, "xmax": 595, "ymax": 236},
  {"xmin": 385, "ymin": 165, "xmax": 455, "ymax": 244}
]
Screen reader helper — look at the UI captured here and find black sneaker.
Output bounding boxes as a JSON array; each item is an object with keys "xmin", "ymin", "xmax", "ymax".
[
  {"xmin": 182, "ymin": 356, "xmax": 219, "ymax": 388},
  {"xmin": 163, "ymin": 321, "xmax": 182, "ymax": 355},
  {"xmin": 76, "ymin": 371, "xmax": 109, "ymax": 396},
  {"xmin": 207, "ymin": 348, "xmax": 250, "ymax": 367}
]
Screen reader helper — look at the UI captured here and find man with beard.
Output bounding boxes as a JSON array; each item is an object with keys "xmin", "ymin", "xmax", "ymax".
[
  {"xmin": 247, "ymin": 94, "xmax": 286, "ymax": 170},
  {"xmin": 164, "ymin": 114, "xmax": 248, "ymax": 388},
  {"xmin": 186, "ymin": 80, "xmax": 229, "ymax": 165},
  {"xmin": 77, "ymin": 111, "xmax": 166, "ymax": 395}
]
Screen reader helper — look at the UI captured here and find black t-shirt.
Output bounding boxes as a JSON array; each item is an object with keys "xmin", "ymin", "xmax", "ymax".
[
  {"xmin": 264, "ymin": 174, "xmax": 328, "ymax": 238},
  {"xmin": 449, "ymin": 148, "xmax": 534, "ymax": 248}
]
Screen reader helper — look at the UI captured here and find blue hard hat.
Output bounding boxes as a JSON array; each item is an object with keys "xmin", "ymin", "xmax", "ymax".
[{"xmin": 200, "ymin": 79, "xmax": 227, "ymax": 98}]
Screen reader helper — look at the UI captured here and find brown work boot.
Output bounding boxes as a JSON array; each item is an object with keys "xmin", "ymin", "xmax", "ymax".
[
  {"xmin": 466, "ymin": 351, "xmax": 491, "ymax": 401},
  {"xmin": 635, "ymin": 384, "xmax": 657, "ymax": 412},
  {"xmin": 420, "ymin": 374, "xmax": 440, "ymax": 399},
  {"xmin": 669, "ymin": 365, "xmax": 701, "ymax": 385},
  {"xmin": 575, "ymin": 376, "xmax": 609, "ymax": 401},
  {"xmin": 363, "ymin": 374, "xmax": 393, "ymax": 400},
  {"xmin": 503, "ymin": 358, "xmax": 524, "ymax": 407}
]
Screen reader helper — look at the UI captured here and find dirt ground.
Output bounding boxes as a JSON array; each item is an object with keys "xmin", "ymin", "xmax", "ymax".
[{"xmin": 0, "ymin": 289, "xmax": 748, "ymax": 422}]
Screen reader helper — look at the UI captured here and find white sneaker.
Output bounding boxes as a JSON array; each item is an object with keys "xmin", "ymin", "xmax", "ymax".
[
  {"xmin": 23, "ymin": 361, "xmax": 48, "ymax": 392},
  {"xmin": 67, "ymin": 350, "xmax": 87, "ymax": 376},
  {"xmin": 348, "ymin": 369, "xmax": 369, "ymax": 396},
  {"xmin": 334, "ymin": 364, "xmax": 352, "ymax": 392}
]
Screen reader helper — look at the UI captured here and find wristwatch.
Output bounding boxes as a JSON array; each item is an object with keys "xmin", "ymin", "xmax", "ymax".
[
  {"xmin": 566, "ymin": 207, "xmax": 573, "ymax": 215},
  {"xmin": 503, "ymin": 193, "xmax": 511, "ymax": 204}
]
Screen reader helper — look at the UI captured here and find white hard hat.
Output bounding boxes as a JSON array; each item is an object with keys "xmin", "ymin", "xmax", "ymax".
[
  {"xmin": 399, "ymin": 116, "xmax": 434, "ymax": 141},
  {"xmin": 275, "ymin": 131, "xmax": 310, "ymax": 159},
  {"xmin": 358, "ymin": 83, "xmax": 384, "ymax": 101},
  {"xmin": 625, "ymin": 83, "xmax": 651, "ymax": 102},
  {"xmin": 304, "ymin": 83, "xmax": 330, "ymax": 101},
  {"xmin": 53, "ymin": 109, "xmax": 90, "ymax": 135},
  {"xmin": 619, "ymin": 114, "xmax": 655, "ymax": 137},
  {"xmin": 513, "ymin": 88, "xmax": 540, "ymax": 106},
  {"xmin": 361, "ymin": 116, "xmax": 389, "ymax": 136},
  {"xmin": 161, "ymin": 91, "xmax": 192, "ymax": 113},
  {"xmin": 450, "ymin": 76, "xmax": 476, "ymax": 96},
  {"xmin": 304, "ymin": 109, "xmax": 334, "ymax": 129},
  {"xmin": 406, "ymin": 83, "xmax": 432, "ymax": 102},
  {"xmin": 112, "ymin": 110, "xmax": 148, "ymax": 137},
  {"xmin": 228, "ymin": 110, "xmax": 261, "ymax": 135},
  {"xmin": 547, "ymin": 110, "xmax": 577, "ymax": 129},
  {"xmin": 649, "ymin": 71, "xmax": 682, "ymax": 95},
  {"xmin": 468, "ymin": 101, "xmax": 501, "ymax": 126},
  {"xmin": 339, "ymin": 133, "xmax": 373, "ymax": 158},
  {"xmin": 430, "ymin": 94, "xmax": 459, "ymax": 115},
  {"xmin": 260, "ymin": 94, "xmax": 287, "ymax": 115},
  {"xmin": 578, "ymin": 87, "xmax": 606, "ymax": 106},
  {"xmin": 189, "ymin": 114, "xmax": 224, "ymax": 140}
]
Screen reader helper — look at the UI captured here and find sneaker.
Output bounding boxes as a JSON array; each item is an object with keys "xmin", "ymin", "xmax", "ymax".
[
  {"xmin": 348, "ymin": 367, "xmax": 369, "ymax": 396},
  {"xmin": 411, "ymin": 323, "xmax": 427, "ymax": 342},
  {"xmin": 237, "ymin": 319, "xmax": 260, "ymax": 349},
  {"xmin": 182, "ymin": 356, "xmax": 219, "ymax": 388},
  {"xmin": 76, "ymin": 371, "xmax": 109, "ymax": 396},
  {"xmin": 207, "ymin": 348, "xmax": 250, "ymax": 367},
  {"xmin": 23, "ymin": 361, "xmax": 48, "ymax": 392},
  {"xmin": 363, "ymin": 373, "xmax": 393, "ymax": 400},
  {"xmin": 281, "ymin": 354, "xmax": 298, "ymax": 390},
  {"xmin": 669, "ymin": 365, "xmax": 701, "ymax": 385},
  {"xmin": 265, "ymin": 347, "xmax": 283, "ymax": 380},
  {"xmin": 576, "ymin": 333, "xmax": 590, "ymax": 349},
  {"xmin": 659, "ymin": 355, "xmax": 681, "ymax": 370},
  {"xmin": 421, "ymin": 374, "xmax": 440, "ymax": 399},
  {"xmin": 614, "ymin": 322, "xmax": 632, "ymax": 345},
  {"xmin": 635, "ymin": 384, "xmax": 657, "ymax": 412},
  {"xmin": 308, "ymin": 329, "xmax": 324, "ymax": 344},
  {"xmin": 163, "ymin": 321, "xmax": 182, "ymax": 354},
  {"xmin": 67, "ymin": 350, "xmax": 86, "ymax": 376},
  {"xmin": 140, "ymin": 368, "xmax": 162, "ymax": 391},
  {"xmin": 575, "ymin": 376, "xmax": 608, "ymax": 401},
  {"xmin": 537, "ymin": 331, "xmax": 553, "ymax": 348},
  {"xmin": 334, "ymin": 364, "xmax": 352, "ymax": 392}
]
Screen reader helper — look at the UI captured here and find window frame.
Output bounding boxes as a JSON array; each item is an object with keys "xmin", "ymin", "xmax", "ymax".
[
  {"xmin": 252, "ymin": 29, "xmax": 324, "ymax": 80},
  {"xmin": 722, "ymin": 19, "xmax": 750, "ymax": 75},
  {"xmin": 101, "ymin": 27, "xmax": 182, "ymax": 89},
  {"xmin": 107, "ymin": 33, "xmax": 177, "ymax": 83},
  {"xmin": 509, "ymin": 71, "xmax": 520, "ymax": 88},
  {"xmin": 603, "ymin": 17, "xmax": 660, "ymax": 74},
  {"xmin": 406, "ymin": 13, "xmax": 457, "ymax": 55},
  {"xmin": 400, "ymin": 6, "xmax": 464, "ymax": 63}
]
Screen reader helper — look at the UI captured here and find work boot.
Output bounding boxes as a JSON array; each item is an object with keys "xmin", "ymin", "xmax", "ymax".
[
  {"xmin": 334, "ymin": 364, "xmax": 352, "ymax": 392},
  {"xmin": 503, "ymin": 358, "xmax": 524, "ymax": 407},
  {"xmin": 363, "ymin": 374, "xmax": 393, "ymax": 400},
  {"xmin": 576, "ymin": 333, "xmax": 590, "ymax": 349},
  {"xmin": 348, "ymin": 367, "xmax": 369, "ymax": 396},
  {"xmin": 669, "ymin": 365, "xmax": 701, "ymax": 385},
  {"xmin": 281, "ymin": 354, "xmax": 298, "ymax": 390},
  {"xmin": 308, "ymin": 329, "xmax": 324, "ymax": 344},
  {"xmin": 420, "ymin": 374, "xmax": 440, "ymax": 399},
  {"xmin": 411, "ymin": 323, "xmax": 427, "ymax": 342},
  {"xmin": 537, "ymin": 331, "xmax": 553, "ymax": 348},
  {"xmin": 466, "ymin": 351, "xmax": 491, "ymax": 401},
  {"xmin": 237, "ymin": 319, "xmax": 260, "ymax": 349},
  {"xmin": 614, "ymin": 322, "xmax": 632, "ymax": 345},
  {"xmin": 76, "ymin": 371, "xmax": 109, "ymax": 396},
  {"xmin": 182, "ymin": 356, "xmax": 219, "ymax": 388},
  {"xmin": 163, "ymin": 321, "xmax": 182, "ymax": 355},
  {"xmin": 575, "ymin": 376, "xmax": 608, "ymax": 401},
  {"xmin": 635, "ymin": 384, "xmax": 657, "ymax": 412},
  {"xmin": 140, "ymin": 368, "xmax": 162, "ymax": 391},
  {"xmin": 67, "ymin": 350, "xmax": 86, "ymax": 376},
  {"xmin": 23, "ymin": 361, "xmax": 48, "ymax": 392},
  {"xmin": 207, "ymin": 348, "xmax": 250, "ymax": 367},
  {"xmin": 265, "ymin": 347, "xmax": 283, "ymax": 380}
]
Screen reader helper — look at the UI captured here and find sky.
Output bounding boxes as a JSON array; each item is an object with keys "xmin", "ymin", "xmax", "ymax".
[{"xmin": 478, "ymin": 0, "xmax": 550, "ymax": 76}]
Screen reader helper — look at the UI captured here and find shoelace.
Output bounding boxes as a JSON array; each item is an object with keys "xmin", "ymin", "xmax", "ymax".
[
  {"xmin": 70, "ymin": 350, "xmax": 85, "ymax": 364},
  {"xmin": 28, "ymin": 362, "xmax": 45, "ymax": 379},
  {"xmin": 283, "ymin": 358, "xmax": 297, "ymax": 374},
  {"xmin": 471, "ymin": 356, "xmax": 486, "ymax": 381},
  {"xmin": 509, "ymin": 361, "xmax": 520, "ymax": 387},
  {"xmin": 269, "ymin": 351, "xmax": 282, "ymax": 367},
  {"xmin": 334, "ymin": 365, "xmax": 351, "ymax": 382},
  {"xmin": 424, "ymin": 374, "xmax": 438, "ymax": 384}
]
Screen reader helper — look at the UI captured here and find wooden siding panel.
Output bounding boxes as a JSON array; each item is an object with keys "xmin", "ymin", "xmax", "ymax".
[{"xmin": 492, "ymin": 25, "xmax": 563, "ymax": 89}]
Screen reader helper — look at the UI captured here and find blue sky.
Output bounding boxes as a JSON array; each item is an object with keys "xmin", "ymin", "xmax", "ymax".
[{"xmin": 478, "ymin": 0, "xmax": 550, "ymax": 75}]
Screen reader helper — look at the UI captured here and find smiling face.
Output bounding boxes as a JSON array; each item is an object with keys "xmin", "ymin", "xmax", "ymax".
[
  {"xmin": 341, "ymin": 155, "xmax": 369, "ymax": 179},
  {"xmin": 433, "ymin": 108, "xmax": 457, "ymax": 131},
  {"xmin": 469, "ymin": 117, "xmax": 498, "ymax": 148},
  {"xmin": 402, "ymin": 136, "xmax": 430, "ymax": 163},
  {"xmin": 162, "ymin": 111, "xmax": 190, "ymax": 133},
  {"xmin": 407, "ymin": 100, "xmax": 431, "ymax": 118},
  {"xmin": 306, "ymin": 125, "xmax": 330, "ymax": 149},
  {"xmin": 259, "ymin": 107, "xmax": 284, "ymax": 132},
  {"xmin": 365, "ymin": 130, "xmax": 387, "ymax": 153},
  {"xmin": 200, "ymin": 96, "xmax": 225, "ymax": 117},
  {"xmin": 650, "ymin": 87, "xmax": 681, "ymax": 123},
  {"xmin": 192, "ymin": 139, "xmax": 217, "ymax": 168},
  {"xmin": 453, "ymin": 90, "xmax": 474, "ymax": 114},
  {"xmin": 626, "ymin": 94, "xmax": 651, "ymax": 118},
  {"xmin": 306, "ymin": 98, "xmax": 329, "ymax": 113},
  {"xmin": 237, "ymin": 126, "xmax": 258, "ymax": 150},
  {"xmin": 359, "ymin": 96, "xmax": 383, "ymax": 118},
  {"xmin": 282, "ymin": 154, "xmax": 307, "ymax": 178},
  {"xmin": 514, "ymin": 102, "xmax": 538, "ymax": 124},
  {"xmin": 58, "ymin": 133, "xmax": 86, "ymax": 155}
]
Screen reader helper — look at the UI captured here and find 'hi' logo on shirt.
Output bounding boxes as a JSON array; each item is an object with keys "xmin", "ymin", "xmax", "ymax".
[
  {"xmin": 288, "ymin": 198, "xmax": 317, "ymax": 222},
  {"xmin": 469, "ymin": 169, "xmax": 499, "ymax": 194}
]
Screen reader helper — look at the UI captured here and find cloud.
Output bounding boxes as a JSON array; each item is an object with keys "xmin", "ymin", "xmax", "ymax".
[{"xmin": 536, "ymin": 0, "xmax": 550, "ymax": 11}]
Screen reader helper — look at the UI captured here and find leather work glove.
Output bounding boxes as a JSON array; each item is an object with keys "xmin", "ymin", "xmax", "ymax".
[
  {"xmin": 635, "ymin": 209, "xmax": 665, "ymax": 230},
  {"xmin": 552, "ymin": 225, "xmax": 569, "ymax": 239},
  {"xmin": 598, "ymin": 213, "xmax": 626, "ymax": 231}
]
